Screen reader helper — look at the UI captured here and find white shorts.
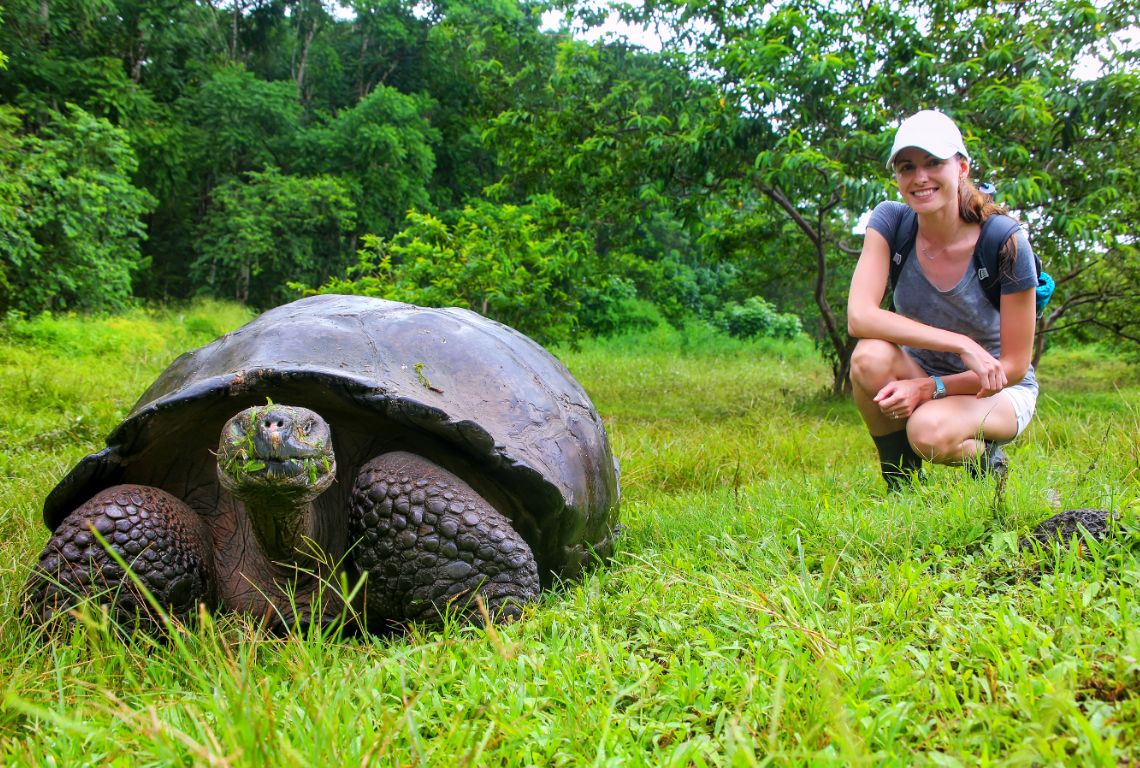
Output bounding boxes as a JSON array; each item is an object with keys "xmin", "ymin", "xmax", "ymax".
[
  {"xmin": 994, "ymin": 383, "xmax": 1038, "ymax": 442},
  {"xmin": 905, "ymin": 350, "xmax": 1039, "ymax": 442}
]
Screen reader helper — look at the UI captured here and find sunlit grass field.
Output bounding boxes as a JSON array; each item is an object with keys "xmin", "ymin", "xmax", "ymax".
[{"xmin": 0, "ymin": 302, "xmax": 1137, "ymax": 765}]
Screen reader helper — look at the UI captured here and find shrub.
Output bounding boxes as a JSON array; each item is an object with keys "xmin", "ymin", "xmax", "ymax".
[
  {"xmin": 191, "ymin": 168, "xmax": 356, "ymax": 308},
  {"xmin": 313, "ymin": 195, "xmax": 596, "ymax": 345},
  {"xmin": 717, "ymin": 296, "xmax": 803, "ymax": 340},
  {"xmin": 0, "ymin": 105, "xmax": 155, "ymax": 314},
  {"xmin": 577, "ymin": 277, "xmax": 662, "ymax": 337}
]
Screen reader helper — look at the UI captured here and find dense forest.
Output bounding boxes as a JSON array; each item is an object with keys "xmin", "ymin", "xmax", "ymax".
[{"xmin": 1, "ymin": 0, "xmax": 1137, "ymax": 390}]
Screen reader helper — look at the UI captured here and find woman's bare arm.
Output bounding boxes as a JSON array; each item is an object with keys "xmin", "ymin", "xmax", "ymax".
[{"xmin": 847, "ymin": 227, "xmax": 1011, "ymax": 395}]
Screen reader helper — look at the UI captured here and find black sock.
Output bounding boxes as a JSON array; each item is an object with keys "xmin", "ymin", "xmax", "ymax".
[{"xmin": 872, "ymin": 430, "xmax": 923, "ymax": 490}]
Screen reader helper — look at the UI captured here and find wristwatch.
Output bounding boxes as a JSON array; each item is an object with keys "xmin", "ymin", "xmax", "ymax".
[{"xmin": 930, "ymin": 375, "xmax": 947, "ymax": 400}]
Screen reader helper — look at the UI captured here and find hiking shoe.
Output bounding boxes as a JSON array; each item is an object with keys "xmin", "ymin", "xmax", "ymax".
[{"xmin": 967, "ymin": 441, "xmax": 1008, "ymax": 481}]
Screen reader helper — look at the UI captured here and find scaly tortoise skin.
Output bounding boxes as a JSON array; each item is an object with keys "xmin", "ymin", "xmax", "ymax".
[{"xmin": 24, "ymin": 295, "xmax": 621, "ymax": 632}]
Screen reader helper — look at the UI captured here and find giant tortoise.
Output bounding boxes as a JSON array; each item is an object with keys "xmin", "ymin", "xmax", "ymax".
[{"xmin": 24, "ymin": 295, "xmax": 621, "ymax": 632}]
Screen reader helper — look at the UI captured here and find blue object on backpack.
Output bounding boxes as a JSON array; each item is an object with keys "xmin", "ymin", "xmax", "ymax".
[{"xmin": 1035, "ymin": 270, "xmax": 1055, "ymax": 315}]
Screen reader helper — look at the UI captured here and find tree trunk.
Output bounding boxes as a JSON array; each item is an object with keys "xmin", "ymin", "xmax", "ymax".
[
  {"xmin": 813, "ymin": 234, "xmax": 855, "ymax": 394},
  {"xmin": 38, "ymin": 0, "xmax": 50, "ymax": 45},
  {"xmin": 356, "ymin": 26, "xmax": 370, "ymax": 102},
  {"xmin": 238, "ymin": 263, "xmax": 250, "ymax": 305},
  {"xmin": 757, "ymin": 179, "xmax": 854, "ymax": 394},
  {"xmin": 129, "ymin": 25, "xmax": 145, "ymax": 83},
  {"xmin": 1033, "ymin": 316, "xmax": 1051, "ymax": 368},
  {"xmin": 231, "ymin": 2, "xmax": 241, "ymax": 62},
  {"xmin": 294, "ymin": 24, "xmax": 316, "ymax": 94}
]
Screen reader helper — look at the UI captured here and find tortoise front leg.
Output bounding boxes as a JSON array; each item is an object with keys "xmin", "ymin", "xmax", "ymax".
[
  {"xmin": 23, "ymin": 485, "xmax": 217, "ymax": 632},
  {"xmin": 349, "ymin": 451, "xmax": 540, "ymax": 627}
]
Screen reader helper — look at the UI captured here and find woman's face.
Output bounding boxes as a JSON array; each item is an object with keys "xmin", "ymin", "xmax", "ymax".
[{"xmin": 892, "ymin": 147, "xmax": 969, "ymax": 216}]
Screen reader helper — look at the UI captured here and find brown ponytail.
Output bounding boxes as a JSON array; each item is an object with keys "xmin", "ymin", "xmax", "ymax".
[{"xmin": 958, "ymin": 168, "xmax": 1019, "ymax": 278}]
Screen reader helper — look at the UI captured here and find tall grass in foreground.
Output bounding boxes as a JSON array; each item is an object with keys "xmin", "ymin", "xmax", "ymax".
[{"xmin": 0, "ymin": 303, "xmax": 1137, "ymax": 766}]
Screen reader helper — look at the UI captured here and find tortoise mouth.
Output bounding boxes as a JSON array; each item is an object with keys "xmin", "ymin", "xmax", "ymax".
[
  {"xmin": 240, "ymin": 457, "xmax": 336, "ymax": 484},
  {"xmin": 258, "ymin": 459, "xmax": 306, "ymax": 480},
  {"xmin": 217, "ymin": 453, "xmax": 337, "ymax": 500}
]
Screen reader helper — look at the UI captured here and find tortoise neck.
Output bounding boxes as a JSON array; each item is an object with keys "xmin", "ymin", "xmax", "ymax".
[{"xmin": 241, "ymin": 492, "xmax": 321, "ymax": 563}]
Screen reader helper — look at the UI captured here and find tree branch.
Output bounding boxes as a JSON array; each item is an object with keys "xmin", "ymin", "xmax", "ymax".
[{"xmin": 755, "ymin": 178, "xmax": 821, "ymax": 248}]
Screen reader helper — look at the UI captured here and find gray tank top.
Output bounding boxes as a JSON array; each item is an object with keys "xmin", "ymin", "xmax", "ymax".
[{"xmin": 867, "ymin": 201, "xmax": 1038, "ymax": 391}]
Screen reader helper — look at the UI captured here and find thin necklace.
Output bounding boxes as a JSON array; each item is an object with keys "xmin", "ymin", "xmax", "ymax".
[{"xmin": 919, "ymin": 234, "xmax": 945, "ymax": 261}]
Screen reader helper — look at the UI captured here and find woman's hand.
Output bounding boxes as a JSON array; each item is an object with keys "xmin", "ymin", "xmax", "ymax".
[
  {"xmin": 873, "ymin": 378, "xmax": 930, "ymax": 421},
  {"xmin": 958, "ymin": 341, "xmax": 1007, "ymax": 397}
]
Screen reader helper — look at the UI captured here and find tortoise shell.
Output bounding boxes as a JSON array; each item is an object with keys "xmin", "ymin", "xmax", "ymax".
[{"xmin": 43, "ymin": 295, "xmax": 620, "ymax": 582}]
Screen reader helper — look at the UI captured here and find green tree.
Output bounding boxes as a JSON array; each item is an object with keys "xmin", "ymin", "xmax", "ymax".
[
  {"xmin": 0, "ymin": 29, "xmax": 20, "ymax": 308},
  {"xmin": 482, "ymin": 35, "xmax": 740, "ymax": 327},
  {"xmin": 0, "ymin": 0, "xmax": 175, "ymax": 125},
  {"xmin": 419, "ymin": 0, "xmax": 558, "ymax": 208},
  {"xmin": 317, "ymin": 195, "xmax": 594, "ymax": 344},
  {"xmin": 192, "ymin": 167, "xmax": 357, "ymax": 308},
  {"xmin": 983, "ymin": 68, "xmax": 1140, "ymax": 361},
  {"xmin": 0, "ymin": 108, "xmax": 37, "ymax": 311},
  {"xmin": 135, "ymin": 65, "xmax": 306, "ymax": 299},
  {"xmin": 0, "ymin": 105, "xmax": 156, "ymax": 314},
  {"xmin": 182, "ymin": 65, "xmax": 304, "ymax": 185},
  {"xmin": 599, "ymin": 0, "xmax": 1140, "ymax": 389},
  {"xmin": 303, "ymin": 84, "xmax": 439, "ymax": 237},
  {"xmin": 342, "ymin": 1, "xmax": 426, "ymax": 102}
]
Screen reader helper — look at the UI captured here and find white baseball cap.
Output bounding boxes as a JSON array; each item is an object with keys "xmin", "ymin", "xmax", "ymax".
[{"xmin": 886, "ymin": 110, "xmax": 970, "ymax": 169}]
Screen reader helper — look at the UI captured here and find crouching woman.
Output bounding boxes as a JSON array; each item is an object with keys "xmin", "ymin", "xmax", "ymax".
[{"xmin": 847, "ymin": 110, "xmax": 1040, "ymax": 490}]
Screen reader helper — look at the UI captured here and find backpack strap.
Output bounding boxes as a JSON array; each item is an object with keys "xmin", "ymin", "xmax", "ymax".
[
  {"xmin": 886, "ymin": 208, "xmax": 1033, "ymax": 314},
  {"xmin": 887, "ymin": 207, "xmax": 918, "ymax": 307},
  {"xmin": 973, "ymin": 214, "xmax": 1021, "ymax": 311}
]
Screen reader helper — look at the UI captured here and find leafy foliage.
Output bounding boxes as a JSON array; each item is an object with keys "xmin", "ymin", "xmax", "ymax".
[
  {"xmin": 302, "ymin": 84, "xmax": 439, "ymax": 237},
  {"xmin": 717, "ymin": 296, "xmax": 803, "ymax": 341},
  {"xmin": 317, "ymin": 195, "xmax": 594, "ymax": 344},
  {"xmin": 192, "ymin": 168, "xmax": 356, "ymax": 308},
  {"xmin": 0, "ymin": 0, "xmax": 1135, "ymax": 364},
  {"xmin": 596, "ymin": 0, "xmax": 1140, "ymax": 386},
  {"xmin": 181, "ymin": 66, "xmax": 303, "ymax": 184},
  {"xmin": 0, "ymin": 105, "xmax": 155, "ymax": 314}
]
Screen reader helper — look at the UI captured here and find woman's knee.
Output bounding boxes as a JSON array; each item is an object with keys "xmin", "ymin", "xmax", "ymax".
[
  {"xmin": 906, "ymin": 408, "xmax": 963, "ymax": 462},
  {"xmin": 850, "ymin": 339, "xmax": 901, "ymax": 388}
]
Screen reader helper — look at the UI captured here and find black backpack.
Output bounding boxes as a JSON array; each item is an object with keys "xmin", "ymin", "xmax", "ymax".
[{"xmin": 886, "ymin": 206, "xmax": 1054, "ymax": 315}]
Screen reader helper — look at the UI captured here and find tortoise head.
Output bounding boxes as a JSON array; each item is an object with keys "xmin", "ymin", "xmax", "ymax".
[{"xmin": 217, "ymin": 403, "xmax": 337, "ymax": 506}]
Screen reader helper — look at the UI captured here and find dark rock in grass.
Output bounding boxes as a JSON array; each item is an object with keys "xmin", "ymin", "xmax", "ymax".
[{"xmin": 1020, "ymin": 508, "xmax": 1114, "ymax": 551}]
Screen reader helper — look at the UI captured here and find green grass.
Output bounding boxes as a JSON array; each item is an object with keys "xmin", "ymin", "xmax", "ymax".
[{"xmin": 1, "ymin": 305, "xmax": 1138, "ymax": 765}]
